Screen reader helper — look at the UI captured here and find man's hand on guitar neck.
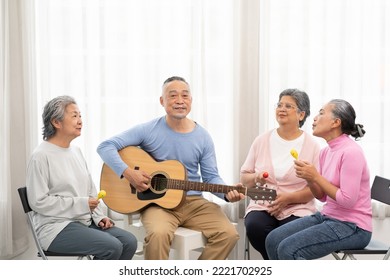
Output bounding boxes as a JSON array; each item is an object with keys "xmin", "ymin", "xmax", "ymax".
[
  {"xmin": 122, "ymin": 167, "xmax": 151, "ymax": 192},
  {"xmin": 224, "ymin": 184, "xmax": 245, "ymax": 202}
]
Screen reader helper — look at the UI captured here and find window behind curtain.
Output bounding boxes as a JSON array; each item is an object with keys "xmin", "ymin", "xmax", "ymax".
[
  {"xmin": 259, "ymin": 0, "xmax": 390, "ymax": 177},
  {"xmin": 34, "ymin": 0, "xmax": 236, "ymax": 185}
]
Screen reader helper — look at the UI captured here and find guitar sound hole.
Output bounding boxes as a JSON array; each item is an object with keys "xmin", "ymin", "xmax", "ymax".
[{"xmin": 151, "ymin": 174, "xmax": 168, "ymax": 191}]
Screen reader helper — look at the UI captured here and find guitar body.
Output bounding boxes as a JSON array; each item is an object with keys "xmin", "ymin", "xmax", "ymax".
[
  {"xmin": 100, "ymin": 146, "xmax": 187, "ymax": 214},
  {"xmin": 100, "ymin": 146, "xmax": 277, "ymax": 214}
]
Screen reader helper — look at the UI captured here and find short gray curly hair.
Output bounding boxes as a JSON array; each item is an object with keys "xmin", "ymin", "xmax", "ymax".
[
  {"xmin": 279, "ymin": 88, "xmax": 311, "ymax": 128},
  {"xmin": 42, "ymin": 95, "xmax": 76, "ymax": 140}
]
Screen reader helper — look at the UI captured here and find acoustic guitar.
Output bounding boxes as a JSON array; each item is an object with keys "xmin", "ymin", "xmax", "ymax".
[{"xmin": 100, "ymin": 146, "xmax": 276, "ymax": 214}]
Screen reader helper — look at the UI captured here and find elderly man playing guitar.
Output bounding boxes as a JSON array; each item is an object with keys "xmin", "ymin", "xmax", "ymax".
[{"xmin": 97, "ymin": 76, "xmax": 275, "ymax": 260}]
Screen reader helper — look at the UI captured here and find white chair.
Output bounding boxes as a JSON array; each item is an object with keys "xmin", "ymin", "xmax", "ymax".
[{"xmin": 121, "ymin": 192, "xmax": 238, "ymax": 260}]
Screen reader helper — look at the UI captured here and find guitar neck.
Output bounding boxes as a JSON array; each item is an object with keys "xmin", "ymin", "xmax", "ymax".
[{"xmin": 165, "ymin": 178, "xmax": 246, "ymax": 194}]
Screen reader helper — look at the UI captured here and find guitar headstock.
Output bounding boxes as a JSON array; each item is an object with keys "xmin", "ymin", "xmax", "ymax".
[{"xmin": 246, "ymin": 185, "xmax": 276, "ymax": 202}]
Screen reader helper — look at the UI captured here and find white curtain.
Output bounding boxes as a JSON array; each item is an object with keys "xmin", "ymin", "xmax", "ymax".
[
  {"xmin": 1, "ymin": 0, "xmax": 38, "ymax": 259},
  {"xmin": 0, "ymin": 0, "xmax": 13, "ymax": 258},
  {"xmin": 258, "ymin": 0, "xmax": 390, "ymax": 216},
  {"xmin": 34, "ymin": 0, "xmax": 237, "ymax": 186}
]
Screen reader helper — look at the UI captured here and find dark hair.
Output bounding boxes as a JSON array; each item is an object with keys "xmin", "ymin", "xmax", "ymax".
[
  {"xmin": 42, "ymin": 95, "xmax": 76, "ymax": 140},
  {"xmin": 329, "ymin": 99, "xmax": 365, "ymax": 140},
  {"xmin": 162, "ymin": 76, "xmax": 189, "ymax": 87},
  {"xmin": 279, "ymin": 88, "xmax": 310, "ymax": 128}
]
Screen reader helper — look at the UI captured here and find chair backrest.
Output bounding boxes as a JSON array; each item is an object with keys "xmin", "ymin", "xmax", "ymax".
[
  {"xmin": 17, "ymin": 186, "xmax": 49, "ymax": 259},
  {"xmin": 18, "ymin": 186, "xmax": 33, "ymax": 213},
  {"xmin": 371, "ymin": 175, "xmax": 390, "ymax": 205}
]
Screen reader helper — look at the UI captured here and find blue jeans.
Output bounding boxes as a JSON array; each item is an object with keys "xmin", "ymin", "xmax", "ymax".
[
  {"xmin": 48, "ymin": 222, "xmax": 138, "ymax": 260},
  {"xmin": 265, "ymin": 212, "xmax": 371, "ymax": 260}
]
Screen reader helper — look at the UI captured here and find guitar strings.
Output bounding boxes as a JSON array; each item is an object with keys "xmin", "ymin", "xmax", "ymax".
[
  {"xmin": 151, "ymin": 176, "xmax": 276, "ymax": 202},
  {"xmin": 151, "ymin": 176, "xmax": 245, "ymax": 193}
]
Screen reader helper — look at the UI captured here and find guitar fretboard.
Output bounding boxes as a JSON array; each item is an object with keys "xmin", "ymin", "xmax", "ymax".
[{"xmin": 154, "ymin": 177, "xmax": 247, "ymax": 194}]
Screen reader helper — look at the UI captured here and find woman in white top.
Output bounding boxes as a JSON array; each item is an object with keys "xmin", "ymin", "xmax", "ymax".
[
  {"xmin": 26, "ymin": 95, "xmax": 137, "ymax": 259},
  {"xmin": 240, "ymin": 89, "xmax": 320, "ymax": 259}
]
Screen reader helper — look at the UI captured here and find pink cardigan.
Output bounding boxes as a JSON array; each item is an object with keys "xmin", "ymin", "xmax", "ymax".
[{"xmin": 241, "ymin": 130, "xmax": 320, "ymax": 220}]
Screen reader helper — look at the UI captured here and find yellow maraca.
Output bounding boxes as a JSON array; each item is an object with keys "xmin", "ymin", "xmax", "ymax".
[
  {"xmin": 290, "ymin": 149, "xmax": 298, "ymax": 160},
  {"xmin": 97, "ymin": 190, "xmax": 106, "ymax": 200}
]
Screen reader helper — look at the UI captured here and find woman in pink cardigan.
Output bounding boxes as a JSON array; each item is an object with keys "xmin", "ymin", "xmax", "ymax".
[
  {"xmin": 240, "ymin": 89, "xmax": 321, "ymax": 260},
  {"xmin": 265, "ymin": 99, "xmax": 372, "ymax": 259}
]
